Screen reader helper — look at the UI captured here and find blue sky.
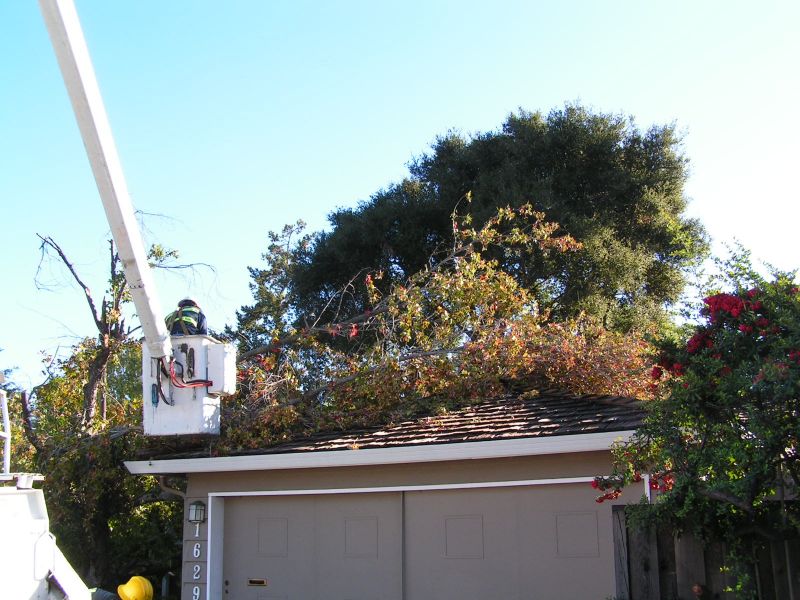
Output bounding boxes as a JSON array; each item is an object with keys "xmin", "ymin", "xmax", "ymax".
[{"xmin": 1, "ymin": 1, "xmax": 798, "ymax": 388}]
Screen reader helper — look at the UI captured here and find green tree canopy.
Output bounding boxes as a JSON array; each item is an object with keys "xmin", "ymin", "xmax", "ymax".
[{"xmin": 240, "ymin": 104, "xmax": 707, "ymax": 349}]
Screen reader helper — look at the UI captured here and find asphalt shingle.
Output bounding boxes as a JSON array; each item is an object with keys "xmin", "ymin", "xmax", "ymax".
[{"xmin": 232, "ymin": 389, "xmax": 645, "ymax": 456}]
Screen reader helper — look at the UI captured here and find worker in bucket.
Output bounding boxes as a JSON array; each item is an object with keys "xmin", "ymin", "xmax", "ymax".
[{"xmin": 165, "ymin": 298, "xmax": 208, "ymax": 336}]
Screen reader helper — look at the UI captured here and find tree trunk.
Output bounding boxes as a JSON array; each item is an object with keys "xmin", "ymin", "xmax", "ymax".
[
  {"xmin": 84, "ymin": 493, "xmax": 114, "ymax": 587},
  {"xmin": 82, "ymin": 344, "xmax": 112, "ymax": 427}
]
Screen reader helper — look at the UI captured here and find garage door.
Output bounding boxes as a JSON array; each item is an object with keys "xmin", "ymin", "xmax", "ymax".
[
  {"xmin": 404, "ymin": 485, "xmax": 608, "ymax": 600},
  {"xmin": 223, "ymin": 493, "xmax": 403, "ymax": 600},
  {"xmin": 221, "ymin": 484, "xmax": 609, "ymax": 600}
]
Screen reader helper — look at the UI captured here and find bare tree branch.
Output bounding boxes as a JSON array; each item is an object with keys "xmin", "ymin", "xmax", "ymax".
[
  {"xmin": 696, "ymin": 487, "xmax": 755, "ymax": 514},
  {"xmin": 110, "ymin": 239, "xmax": 123, "ymax": 317},
  {"xmin": 153, "ymin": 262, "xmax": 216, "ymax": 272},
  {"xmin": 156, "ymin": 475, "xmax": 186, "ymax": 500},
  {"xmin": 35, "ymin": 235, "xmax": 134, "ymax": 428},
  {"xmin": 37, "ymin": 234, "xmax": 104, "ymax": 333}
]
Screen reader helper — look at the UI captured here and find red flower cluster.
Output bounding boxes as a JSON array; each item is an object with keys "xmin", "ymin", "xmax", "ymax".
[
  {"xmin": 686, "ymin": 330, "xmax": 714, "ymax": 354},
  {"xmin": 595, "ymin": 489, "xmax": 622, "ymax": 503},
  {"xmin": 649, "ymin": 473, "xmax": 674, "ymax": 493},
  {"xmin": 704, "ymin": 293, "xmax": 745, "ymax": 322},
  {"xmin": 591, "ymin": 477, "xmax": 624, "ymax": 503},
  {"xmin": 654, "ymin": 360, "xmax": 685, "ymax": 377},
  {"xmin": 703, "ymin": 289, "xmax": 775, "ymax": 338}
]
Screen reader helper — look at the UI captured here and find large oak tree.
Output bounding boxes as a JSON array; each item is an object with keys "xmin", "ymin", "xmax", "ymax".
[{"xmin": 239, "ymin": 104, "xmax": 707, "ymax": 348}]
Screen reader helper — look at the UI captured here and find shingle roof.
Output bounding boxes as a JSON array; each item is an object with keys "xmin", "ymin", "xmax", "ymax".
[{"xmin": 227, "ymin": 389, "xmax": 645, "ymax": 457}]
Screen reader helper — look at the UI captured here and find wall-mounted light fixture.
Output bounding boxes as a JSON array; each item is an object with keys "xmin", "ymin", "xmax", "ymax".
[{"xmin": 188, "ymin": 500, "xmax": 206, "ymax": 524}]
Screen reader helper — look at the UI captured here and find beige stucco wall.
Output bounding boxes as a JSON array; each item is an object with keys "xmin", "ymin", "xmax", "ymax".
[{"xmin": 185, "ymin": 449, "xmax": 615, "ymax": 496}]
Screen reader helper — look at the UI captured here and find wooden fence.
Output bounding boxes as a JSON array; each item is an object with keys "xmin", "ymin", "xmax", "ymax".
[{"xmin": 612, "ymin": 507, "xmax": 800, "ymax": 600}]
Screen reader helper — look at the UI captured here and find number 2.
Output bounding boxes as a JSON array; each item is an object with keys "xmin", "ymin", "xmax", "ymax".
[{"xmin": 193, "ymin": 564, "xmax": 201, "ymax": 580}]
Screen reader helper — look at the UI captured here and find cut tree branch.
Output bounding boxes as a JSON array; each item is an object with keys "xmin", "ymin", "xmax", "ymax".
[
  {"xmin": 281, "ymin": 345, "xmax": 465, "ymax": 407},
  {"xmin": 238, "ymin": 228, "xmax": 482, "ymax": 363},
  {"xmin": 239, "ymin": 303, "xmax": 390, "ymax": 361}
]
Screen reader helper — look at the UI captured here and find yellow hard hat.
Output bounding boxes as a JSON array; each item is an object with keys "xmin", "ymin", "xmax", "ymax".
[{"xmin": 117, "ymin": 575, "xmax": 154, "ymax": 600}]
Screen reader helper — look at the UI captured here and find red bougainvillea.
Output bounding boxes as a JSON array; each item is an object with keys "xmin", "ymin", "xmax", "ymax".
[{"xmin": 593, "ymin": 262, "xmax": 800, "ymax": 587}]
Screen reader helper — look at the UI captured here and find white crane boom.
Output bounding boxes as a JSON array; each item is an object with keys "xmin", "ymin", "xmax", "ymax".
[
  {"xmin": 38, "ymin": 0, "xmax": 171, "ymax": 359},
  {"xmin": 39, "ymin": 0, "xmax": 236, "ymax": 436}
]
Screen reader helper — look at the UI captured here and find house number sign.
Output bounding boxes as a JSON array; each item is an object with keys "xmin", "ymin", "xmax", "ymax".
[{"xmin": 186, "ymin": 511, "xmax": 206, "ymax": 600}]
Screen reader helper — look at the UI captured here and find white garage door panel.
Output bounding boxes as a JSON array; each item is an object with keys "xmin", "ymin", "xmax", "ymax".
[
  {"xmin": 224, "ymin": 496, "xmax": 316, "ymax": 599},
  {"xmin": 404, "ymin": 488, "xmax": 520, "ymax": 599},
  {"xmin": 515, "ymin": 485, "xmax": 610, "ymax": 600},
  {"xmin": 223, "ymin": 493, "xmax": 402, "ymax": 600},
  {"xmin": 315, "ymin": 494, "xmax": 403, "ymax": 600}
]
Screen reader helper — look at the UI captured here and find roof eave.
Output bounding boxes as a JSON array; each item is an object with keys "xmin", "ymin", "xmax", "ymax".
[{"xmin": 125, "ymin": 430, "xmax": 635, "ymax": 475}]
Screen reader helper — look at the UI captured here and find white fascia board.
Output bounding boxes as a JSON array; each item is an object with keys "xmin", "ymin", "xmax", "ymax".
[{"xmin": 125, "ymin": 430, "xmax": 634, "ymax": 475}]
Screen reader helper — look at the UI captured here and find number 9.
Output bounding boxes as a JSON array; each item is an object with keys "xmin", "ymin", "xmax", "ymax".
[{"xmin": 192, "ymin": 585, "xmax": 200, "ymax": 600}]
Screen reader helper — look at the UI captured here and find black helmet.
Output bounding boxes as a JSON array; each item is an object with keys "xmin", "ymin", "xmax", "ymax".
[{"xmin": 178, "ymin": 297, "xmax": 199, "ymax": 309}]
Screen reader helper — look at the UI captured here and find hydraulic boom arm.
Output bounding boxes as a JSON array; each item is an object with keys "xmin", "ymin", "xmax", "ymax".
[
  {"xmin": 40, "ymin": 0, "xmax": 236, "ymax": 436},
  {"xmin": 38, "ymin": 0, "xmax": 171, "ymax": 359}
]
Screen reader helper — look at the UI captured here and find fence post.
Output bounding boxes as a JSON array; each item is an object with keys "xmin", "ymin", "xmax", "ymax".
[
  {"xmin": 613, "ymin": 506, "xmax": 631, "ymax": 599},
  {"xmin": 675, "ymin": 534, "xmax": 705, "ymax": 599},
  {"xmin": 628, "ymin": 524, "xmax": 660, "ymax": 600}
]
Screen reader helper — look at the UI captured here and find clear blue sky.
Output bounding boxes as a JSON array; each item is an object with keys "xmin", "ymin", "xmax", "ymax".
[{"xmin": 1, "ymin": 1, "xmax": 798, "ymax": 388}]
